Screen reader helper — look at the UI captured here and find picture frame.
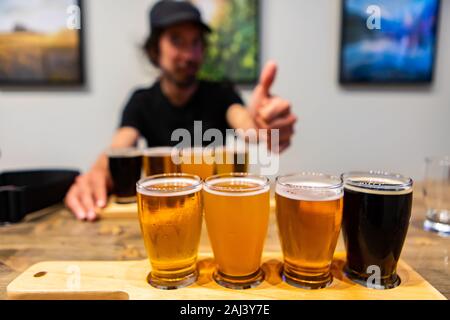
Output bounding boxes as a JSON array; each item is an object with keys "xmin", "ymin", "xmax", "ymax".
[
  {"xmin": 0, "ymin": 0, "xmax": 85, "ymax": 87},
  {"xmin": 339, "ymin": 0, "xmax": 440, "ymax": 85}
]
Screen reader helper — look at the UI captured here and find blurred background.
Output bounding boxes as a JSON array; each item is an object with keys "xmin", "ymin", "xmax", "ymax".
[{"xmin": 0, "ymin": 0, "xmax": 449, "ymax": 180}]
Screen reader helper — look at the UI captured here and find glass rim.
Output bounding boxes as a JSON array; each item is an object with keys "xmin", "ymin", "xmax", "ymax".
[
  {"xmin": 105, "ymin": 147, "xmax": 142, "ymax": 157},
  {"xmin": 136, "ymin": 173, "xmax": 202, "ymax": 194},
  {"xmin": 204, "ymin": 172, "xmax": 270, "ymax": 193},
  {"xmin": 276, "ymin": 172, "xmax": 343, "ymax": 190},
  {"xmin": 341, "ymin": 171, "xmax": 413, "ymax": 191},
  {"xmin": 142, "ymin": 146, "xmax": 177, "ymax": 156}
]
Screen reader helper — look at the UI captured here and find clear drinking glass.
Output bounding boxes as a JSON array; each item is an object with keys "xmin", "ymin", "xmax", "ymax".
[
  {"xmin": 423, "ymin": 156, "xmax": 450, "ymax": 235},
  {"xmin": 275, "ymin": 173, "xmax": 344, "ymax": 289},
  {"xmin": 136, "ymin": 173, "xmax": 203, "ymax": 289}
]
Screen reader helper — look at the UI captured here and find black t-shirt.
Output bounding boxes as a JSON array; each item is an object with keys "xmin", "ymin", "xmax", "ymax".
[{"xmin": 120, "ymin": 80, "xmax": 243, "ymax": 147}]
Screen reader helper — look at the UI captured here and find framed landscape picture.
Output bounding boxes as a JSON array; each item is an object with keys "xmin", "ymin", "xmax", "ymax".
[
  {"xmin": 0, "ymin": 0, "xmax": 84, "ymax": 86},
  {"xmin": 340, "ymin": 0, "xmax": 440, "ymax": 84},
  {"xmin": 191, "ymin": 0, "xmax": 260, "ymax": 84}
]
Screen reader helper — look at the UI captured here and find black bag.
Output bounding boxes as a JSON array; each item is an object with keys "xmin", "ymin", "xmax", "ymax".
[{"xmin": 0, "ymin": 169, "xmax": 79, "ymax": 224}]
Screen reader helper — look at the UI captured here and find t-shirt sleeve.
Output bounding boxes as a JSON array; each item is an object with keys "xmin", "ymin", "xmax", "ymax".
[{"xmin": 119, "ymin": 91, "xmax": 144, "ymax": 133}]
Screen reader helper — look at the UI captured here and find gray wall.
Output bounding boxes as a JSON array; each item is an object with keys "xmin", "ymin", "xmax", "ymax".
[{"xmin": 1, "ymin": 0, "xmax": 449, "ymax": 180}]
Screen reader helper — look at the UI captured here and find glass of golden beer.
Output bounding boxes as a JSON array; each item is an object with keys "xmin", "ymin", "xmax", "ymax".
[
  {"xmin": 203, "ymin": 173, "xmax": 270, "ymax": 289},
  {"xmin": 275, "ymin": 173, "xmax": 343, "ymax": 289},
  {"xmin": 136, "ymin": 173, "xmax": 203, "ymax": 290},
  {"xmin": 214, "ymin": 145, "xmax": 249, "ymax": 174},
  {"xmin": 180, "ymin": 147, "xmax": 215, "ymax": 180},
  {"xmin": 142, "ymin": 147, "xmax": 180, "ymax": 177}
]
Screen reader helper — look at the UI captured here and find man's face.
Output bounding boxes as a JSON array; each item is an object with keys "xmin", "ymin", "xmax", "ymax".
[{"xmin": 158, "ymin": 23, "xmax": 205, "ymax": 87}]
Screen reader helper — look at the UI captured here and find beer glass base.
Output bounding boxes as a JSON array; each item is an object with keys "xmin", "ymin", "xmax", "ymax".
[
  {"xmin": 213, "ymin": 269, "xmax": 265, "ymax": 290},
  {"xmin": 282, "ymin": 270, "xmax": 333, "ymax": 290},
  {"xmin": 424, "ymin": 219, "xmax": 450, "ymax": 235},
  {"xmin": 146, "ymin": 270, "xmax": 198, "ymax": 290},
  {"xmin": 344, "ymin": 266, "xmax": 401, "ymax": 290}
]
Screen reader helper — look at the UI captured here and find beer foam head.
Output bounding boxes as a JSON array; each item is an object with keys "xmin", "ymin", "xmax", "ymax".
[
  {"xmin": 276, "ymin": 180, "xmax": 343, "ymax": 201},
  {"xmin": 204, "ymin": 174, "xmax": 270, "ymax": 197},
  {"xmin": 142, "ymin": 147, "xmax": 177, "ymax": 157},
  {"xmin": 106, "ymin": 147, "xmax": 142, "ymax": 158},
  {"xmin": 137, "ymin": 174, "xmax": 202, "ymax": 197},
  {"xmin": 343, "ymin": 171, "xmax": 413, "ymax": 195}
]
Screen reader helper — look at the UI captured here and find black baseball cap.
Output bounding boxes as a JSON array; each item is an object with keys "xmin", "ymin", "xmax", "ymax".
[{"xmin": 150, "ymin": 0, "xmax": 211, "ymax": 33}]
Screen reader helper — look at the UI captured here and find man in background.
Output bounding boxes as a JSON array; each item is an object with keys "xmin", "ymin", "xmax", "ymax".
[{"xmin": 65, "ymin": 0, "xmax": 297, "ymax": 221}]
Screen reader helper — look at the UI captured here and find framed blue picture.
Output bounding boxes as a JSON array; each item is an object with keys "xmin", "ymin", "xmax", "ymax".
[{"xmin": 340, "ymin": 0, "xmax": 440, "ymax": 84}]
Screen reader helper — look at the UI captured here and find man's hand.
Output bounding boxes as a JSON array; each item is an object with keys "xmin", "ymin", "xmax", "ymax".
[
  {"xmin": 64, "ymin": 167, "xmax": 110, "ymax": 221},
  {"xmin": 249, "ymin": 61, "xmax": 297, "ymax": 153}
]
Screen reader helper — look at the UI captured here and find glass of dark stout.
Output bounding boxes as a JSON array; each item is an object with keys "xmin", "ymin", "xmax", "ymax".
[
  {"xmin": 107, "ymin": 148, "xmax": 143, "ymax": 204},
  {"xmin": 341, "ymin": 171, "xmax": 413, "ymax": 290}
]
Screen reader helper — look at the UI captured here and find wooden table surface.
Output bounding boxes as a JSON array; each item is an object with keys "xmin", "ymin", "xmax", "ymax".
[{"xmin": 1, "ymin": 185, "xmax": 449, "ymax": 300}]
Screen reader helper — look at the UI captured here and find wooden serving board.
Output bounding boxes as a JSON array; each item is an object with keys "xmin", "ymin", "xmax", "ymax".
[{"xmin": 7, "ymin": 252, "xmax": 446, "ymax": 300}]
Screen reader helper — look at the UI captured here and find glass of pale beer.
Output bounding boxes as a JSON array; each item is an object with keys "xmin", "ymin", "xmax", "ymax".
[
  {"xmin": 275, "ymin": 173, "xmax": 344, "ymax": 289},
  {"xmin": 179, "ymin": 147, "xmax": 215, "ymax": 180},
  {"xmin": 136, "ymin": 173, "xmax": 203, "ymax": 290},
  {"xmin": 203, "ymin": 173, "xmax": 270, "ymax": 289},
  {"xmin": 214, "ymin": 145, "xmax": 249, "ymax": 174},
  {"xmin": 142, "ymin": 147, "xmax": 180, "ymax": 177}
]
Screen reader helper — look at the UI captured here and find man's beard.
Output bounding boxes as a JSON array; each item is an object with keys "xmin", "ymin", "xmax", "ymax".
[{"xmin": 162, "ymin": 66, "xmax": 199, "ymax": 89}]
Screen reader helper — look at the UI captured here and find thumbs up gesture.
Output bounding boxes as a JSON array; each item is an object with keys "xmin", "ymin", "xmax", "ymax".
[{"xmin": 249, "ymin": 61, "xmax": 297, "ymax": 153}]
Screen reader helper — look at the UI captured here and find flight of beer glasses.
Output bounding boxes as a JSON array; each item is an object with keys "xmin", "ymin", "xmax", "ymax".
[
  {"xmin": 275, "ymin": 173, "xmax": 344, "ymax": 289},
  {"xmin": 203, "ymin": 173, "xmax": 271, "ymax": 289},
  {"xmin": 341, "ymin": 171, "xmax": 413, "ymax": 289},
  {"xmin": 423, "ymin": 156, "xmax": 450, "ymax": 235},
  {"xmin": 107, "ymin": 148, "xmax": 143, "ymax": 204},
  {"xmin": 136, "ymin": 174, "xmax": 203, "ymax": 290}
]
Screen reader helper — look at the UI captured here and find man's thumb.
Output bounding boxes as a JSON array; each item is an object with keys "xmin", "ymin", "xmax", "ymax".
[{"xmin": 258, "ymin": 60, "xmax": 277, "ymax": 97}]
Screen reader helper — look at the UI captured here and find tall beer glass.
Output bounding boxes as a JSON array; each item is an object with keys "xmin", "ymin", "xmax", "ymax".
[
  {"xmin": 203, "ymin": 173, "xmax": 270, "ymax": 289},
  {"xmin": 276, "ymin": 173, "xmax": 343, "ymax": 289},
  {"xmin": 107, "ymin": 148, "xmax": 142, "ymax": 204},
  {"xmin": 137, "ymin": 174, "xmax": 203, "ymax": 290},
  {"xmin": 342, "ymin": 171, "xmax": 413, "ymax": 289},
  {"xmin": 142, "ymin": 147, "xmax": 180, "ymax": 177}
]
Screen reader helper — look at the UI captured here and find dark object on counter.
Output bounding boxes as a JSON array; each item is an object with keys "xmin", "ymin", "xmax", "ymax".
[{"xmin": 0, "ymin": 169, "xmax": 79, "ymax": 224}]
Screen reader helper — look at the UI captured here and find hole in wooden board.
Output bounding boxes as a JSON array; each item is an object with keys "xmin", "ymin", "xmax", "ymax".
[{"xmin": 33, "ymin": 271, "xmax": 47, "ymax": 278}]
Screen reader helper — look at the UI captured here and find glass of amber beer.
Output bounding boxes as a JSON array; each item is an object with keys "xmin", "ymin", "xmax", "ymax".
[
  {"xmin": 214, "ymin": 145, "xmax": 249, "ymax": 174},
  {"xmin": 142, "ymin": 147, "xmax": 180, "ymax": 177},
  {"xmin": 180, "ymin": 147, "xmax": 215, "ymax": 180},
  {"xmin": 203, "ymin": 173, "xmax": 270, "ymax": 289},
  {"xmin": 136, "ymin": 173, "xmax": 203, "ymax": 290},
  {"xmin": 275, "ymin": 173, "xmax": 343, "ymax": 289},
  {"xmin": 342, "ymin": 171, "xmax": 413, "ymax": 289}
]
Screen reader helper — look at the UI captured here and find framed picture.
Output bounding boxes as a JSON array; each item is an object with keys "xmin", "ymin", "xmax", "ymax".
[
  {"xmin": 339, "ymin": 0, "xmax": 440, "ymax": 84},
  {"xmin": 191, "ymin": 0, "xmax": 260, "ymax": 84},
  {"xmin": 0, "ymin": 0, "xmax": 84, "ymax": 86}
]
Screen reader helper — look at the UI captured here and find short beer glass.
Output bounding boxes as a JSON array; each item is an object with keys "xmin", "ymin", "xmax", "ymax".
[
  {"xmin": 203, "ymin": 173, "xmax": 270, "ymax": 289},
  {"xmin": 275, "ymin": 173, "xmax": 343, "ymax": 289},
  {"xmin": 137, "ymin": 174, "xmax": 203, "ymax": 289},
  {"xmin": 342, "ymin": 171, "xmax": 413, "ymax": 289}
]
